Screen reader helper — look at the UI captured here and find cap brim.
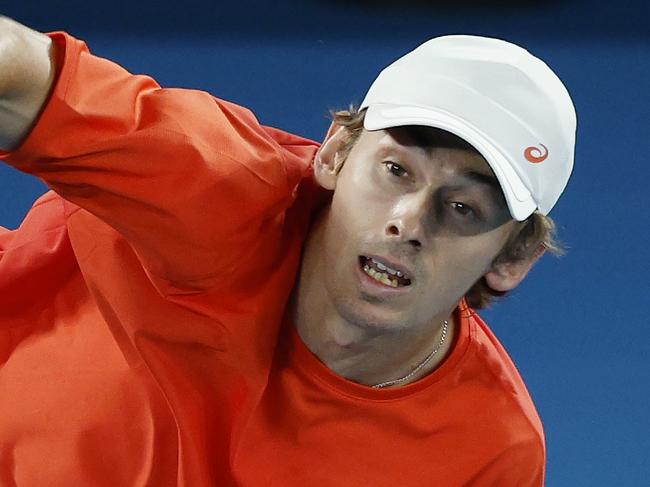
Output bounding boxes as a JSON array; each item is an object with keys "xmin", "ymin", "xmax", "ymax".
[{"xmin": 363, "ymin": 104, "xmax": 537, "ymax": 221}]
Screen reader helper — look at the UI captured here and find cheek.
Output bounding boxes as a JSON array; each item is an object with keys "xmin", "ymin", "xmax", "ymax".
[
  {"xmin": 331, "ymin": 174, "xmax": 382, "ymax": 237},
  {"xmin": 336, "ymin": 166, "xmax": 398, "ymax": 235},
  {"xmin": 322, "ymin": 178, "xmax": 388, "ymax": 289},
  {"xmin": 425, "ymin": 237, "xmax": 504, "ymax": 290}
]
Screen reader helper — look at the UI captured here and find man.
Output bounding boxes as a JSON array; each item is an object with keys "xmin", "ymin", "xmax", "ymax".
[{"xmin": 0, "ymin": 16, "xmax": 575, "ymax": 486}]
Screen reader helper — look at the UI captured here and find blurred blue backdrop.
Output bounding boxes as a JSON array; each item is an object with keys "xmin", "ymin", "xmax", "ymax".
[{"xmin": 2, "ymin": 1, "xmax": 649, "ymax": 485}]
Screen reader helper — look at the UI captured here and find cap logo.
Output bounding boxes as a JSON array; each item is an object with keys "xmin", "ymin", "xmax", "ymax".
[{"xmin": 524, "ymin": 144, "xmax": 549, "ymax": 164}]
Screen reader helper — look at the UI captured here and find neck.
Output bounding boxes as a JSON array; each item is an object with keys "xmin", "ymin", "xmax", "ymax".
[{"xmin": 290, "ymin": 212, "xmax": 457, "ymax": 388}]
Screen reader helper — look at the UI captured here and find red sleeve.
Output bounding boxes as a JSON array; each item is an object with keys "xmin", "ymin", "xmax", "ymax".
[{"xmin": 0, "ymin": 32, "xmax": 310, "ymax": 292}]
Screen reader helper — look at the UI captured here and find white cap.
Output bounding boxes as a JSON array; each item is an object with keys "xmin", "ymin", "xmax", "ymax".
[{"xmin": 360, "ymin": 35, "xmax": 577, "ymax": 221}]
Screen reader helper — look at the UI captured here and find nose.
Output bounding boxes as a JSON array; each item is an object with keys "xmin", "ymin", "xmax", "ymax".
[{"xmin": 384, "ymin": 192, "xmax": 430, "ymax": 249}]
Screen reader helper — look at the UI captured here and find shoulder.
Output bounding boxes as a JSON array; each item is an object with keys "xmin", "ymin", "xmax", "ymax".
[
  {"xmin": 0, "ymin": 191, "xmax": 79, "ymax": 313},
  {"xmin": 443, "ymin": 307, "xmax": 547, "ymax": 482},
  {"xmin": 1, "ymin": 191, "xmax": 76, "ymax": 245},
  {"xmin": 462, "ymin": 307, "xmax": 546, "ymax": 446}
]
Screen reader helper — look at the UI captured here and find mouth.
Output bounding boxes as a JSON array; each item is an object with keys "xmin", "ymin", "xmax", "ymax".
[{"xmin": 359, "ymin": 256, "xmax": 412, "ymax": 288}]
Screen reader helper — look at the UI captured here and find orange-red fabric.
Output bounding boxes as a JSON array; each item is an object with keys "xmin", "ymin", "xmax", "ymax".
[{"xmin": 0, "ymin": 33, "xmax": 545, "ymax": 486}]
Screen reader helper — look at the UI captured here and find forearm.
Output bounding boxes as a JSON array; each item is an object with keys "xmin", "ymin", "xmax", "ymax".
[{"xmin": 0, "ymin": 16, "xmax": 55, "ymax": 151}]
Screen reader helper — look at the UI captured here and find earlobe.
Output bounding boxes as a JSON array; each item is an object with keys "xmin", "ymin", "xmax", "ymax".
[
  {"xmin": 484, "ymin": 246, "xmax": 545, "ymax": 292},
  {"xmin": 313, "ymin": 124, "xmax": 348, "ymax": 191}
]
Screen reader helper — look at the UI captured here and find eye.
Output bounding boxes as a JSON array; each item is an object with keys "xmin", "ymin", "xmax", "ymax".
[
  {"xmin": 448, "ymin": 201, "xmax": 476, "ymax": 217},
  {"xmin": 383, "ymin": 161, "xmax": 409, "ymax": 178}
]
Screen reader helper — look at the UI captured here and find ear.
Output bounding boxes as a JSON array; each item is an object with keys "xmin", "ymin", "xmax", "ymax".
[
  {"xmin": 484, "ymin": 245, "xmax": 545, "ymax": 292},
  {"xmin": 313, "ymin": 122, "xmax": 349, "ymax": 191}
]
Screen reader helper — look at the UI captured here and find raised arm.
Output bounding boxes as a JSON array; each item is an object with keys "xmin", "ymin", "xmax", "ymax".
[
  {"xmin": 0, "ymin": 19, "xmax": 315, "ymax": 294},
  {"xmin": 0, "ymin": 16, "xmax": 55, "ymax": 150}
]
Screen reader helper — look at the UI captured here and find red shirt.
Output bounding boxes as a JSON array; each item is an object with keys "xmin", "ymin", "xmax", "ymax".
[{"xmin": 0, "ymin": 33, "xmax": 545, "ymax": 486}]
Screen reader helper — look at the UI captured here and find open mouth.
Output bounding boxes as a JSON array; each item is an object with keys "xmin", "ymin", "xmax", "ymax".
[{"xmin": 359, "ymin": 256, "xmax": 412, "ymax": 288}]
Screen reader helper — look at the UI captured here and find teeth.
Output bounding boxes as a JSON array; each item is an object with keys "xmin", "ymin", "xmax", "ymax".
[
  {"xmin": 370, "ymin": 257, "xmax": 402, "ymax": 277},
  {"xmin": 364, "ymin": 263, "xmax": 399, "ymax": 287}
]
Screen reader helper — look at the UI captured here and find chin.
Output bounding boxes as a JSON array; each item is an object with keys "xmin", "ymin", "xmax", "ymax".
[{"xmin": 332, "ymin": 295, "xmax": 414, "ymax": 334}]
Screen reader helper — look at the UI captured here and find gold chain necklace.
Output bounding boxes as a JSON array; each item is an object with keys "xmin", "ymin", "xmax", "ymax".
[{"xmin": 372, "ymin": 320, "xmax": 449, "ymax": 389}]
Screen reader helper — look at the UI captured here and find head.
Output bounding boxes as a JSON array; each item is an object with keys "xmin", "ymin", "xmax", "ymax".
[
  {"xmin": 316, "ymin": 108, "xmax": 562, "ymax": 312},
  {"xmin": 308, "ymin": 35, "xmax": 575, "ymax": 332}
]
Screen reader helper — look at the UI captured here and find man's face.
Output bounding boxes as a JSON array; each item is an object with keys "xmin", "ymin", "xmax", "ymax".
[{"xmin": 317, "ymin": 127, "xmax": 518, "ymax": 334}]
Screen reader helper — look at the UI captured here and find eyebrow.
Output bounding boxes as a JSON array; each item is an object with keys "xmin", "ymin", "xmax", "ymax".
[{"xmin": 459, "ymin": 169, "xmax": 501, "ymax": 193}]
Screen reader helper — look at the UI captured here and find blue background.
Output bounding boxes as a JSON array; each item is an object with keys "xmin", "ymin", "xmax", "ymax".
[{"xmin": 3, "ymin": 1, "xmax": 649, "ymax": 485}]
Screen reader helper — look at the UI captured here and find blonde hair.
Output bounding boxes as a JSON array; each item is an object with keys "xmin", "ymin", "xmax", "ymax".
[{"xmin": 330, "ymin": 107, "xmax": 564, "ymax": 309}]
